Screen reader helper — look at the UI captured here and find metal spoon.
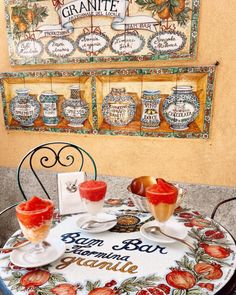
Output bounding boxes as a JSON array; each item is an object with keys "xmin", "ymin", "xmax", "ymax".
[
  {"xmin": 145, "ymin": 226, "xmax": 194, "ymax": 250},
  {"xmin": 0, "ymin": 240, "xmax": 51, "ymax": 252},
  {"xmin": 0, "ymin": 241, "xmax": 30, "ymax": 252},
  {"xmin": 81, "ymin": 219, "xmax": 117, "ymax": 229}
]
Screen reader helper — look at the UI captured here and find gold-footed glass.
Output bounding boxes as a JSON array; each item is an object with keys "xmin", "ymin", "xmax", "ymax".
[{"xmin": 146, "ymin": 179, "xmax": 178, "ymax": 230}]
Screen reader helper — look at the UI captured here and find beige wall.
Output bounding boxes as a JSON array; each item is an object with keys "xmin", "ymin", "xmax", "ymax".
[{"xmin": 0, "ymin": 1, "xmax": 236, "ymax": 187}]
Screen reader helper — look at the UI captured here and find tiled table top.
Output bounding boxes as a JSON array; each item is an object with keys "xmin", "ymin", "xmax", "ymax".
[{"xmin": 0, "ymin": 201, "xmax": 236, "ymax": 295}]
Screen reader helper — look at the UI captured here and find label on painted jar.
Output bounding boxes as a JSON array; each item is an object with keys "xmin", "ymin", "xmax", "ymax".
[
  {"xmin": 64, "ymin": 106, "xmax": 86, "ymax": 117},
  {"xmin": 166, "ymin": 103, "xmax": 195, "ymax": 121},
  {"xmin": 42, "ymin": 103, "xmax": 57, "ymax": 117},
  {"xmin": 14, "ymin": 103, "xmax": 35, "ymax": 116}
]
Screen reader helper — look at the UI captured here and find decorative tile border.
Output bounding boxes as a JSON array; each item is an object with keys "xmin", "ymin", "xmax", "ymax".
[{"xmin": 0, "ymin": 65, "xmax": 216, "ymax": 139}]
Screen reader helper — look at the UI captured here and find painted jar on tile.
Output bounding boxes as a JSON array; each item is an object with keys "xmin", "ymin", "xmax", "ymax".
[
  {"xmin": 102, "ymin": 88, "xmax": 136, "ymax": 127},
  {"xmin": 39, "ymin": 91, "xmax": 59, "ymax": 126},
  {"xmin": 141, "ymin": 90, "xmax": 161, "ymax": 129},
  {"xmin": 10, "ymin": 88, "xmax": 40, "ymax": 127},
  {"xmin": 162, "ymin": 86, "xmax": 200, "ymax": 131},
  {"xmin": 62, "ymin": 85, "xmax": 89, "ymax": 127}
]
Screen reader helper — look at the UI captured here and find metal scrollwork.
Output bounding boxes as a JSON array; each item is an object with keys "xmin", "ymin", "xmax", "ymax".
[
  {"xmin": 57, "ymin": 145, "xmax": 79, "ymax": 168},
  {"xmin": 33, "ymin": 147, "xmax": 58, "ymax": 169},
  {"xmin": 17, "ymin": 142, "xmax": 97, "ymax": 200}
]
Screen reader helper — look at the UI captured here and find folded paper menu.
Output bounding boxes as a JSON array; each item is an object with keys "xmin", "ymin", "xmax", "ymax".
[{"xmin": 57, "ymin": 171, "xmax": 86, "ymax": 215}]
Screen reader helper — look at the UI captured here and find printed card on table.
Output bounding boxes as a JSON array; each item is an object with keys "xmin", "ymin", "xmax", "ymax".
[{"xmin": 57, "ymin": 171, "xmax": 86, "ymax": 215}]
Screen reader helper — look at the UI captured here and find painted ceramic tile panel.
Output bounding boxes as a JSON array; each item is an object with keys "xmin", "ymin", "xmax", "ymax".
[
  {"xmin": 0, "ymin": 65, "xmax": 215, "ymax": 139},
  {"xmin": 4, "ymin": 0, "xmax": 200, "ymax": 65}
]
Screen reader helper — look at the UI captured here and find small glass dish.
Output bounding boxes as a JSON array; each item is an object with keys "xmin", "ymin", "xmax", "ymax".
[{"xmin": 127, "ymin": 184, "xmax": 186, "ymax": 212}]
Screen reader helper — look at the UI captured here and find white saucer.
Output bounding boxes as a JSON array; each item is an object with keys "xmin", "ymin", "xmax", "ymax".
[
  {"xmin": 10, "ymin": 237, "xmax": 66, "ymax": 268},
  {"xmin": 76, "ymin": 213, "xmax": 117, "ymax": 233},
  {"xmin": 140, "ymin": 219, "xmax": 188, "ymax": 244}
]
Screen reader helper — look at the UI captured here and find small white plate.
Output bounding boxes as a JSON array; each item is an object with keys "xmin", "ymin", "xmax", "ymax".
[
  {"xmin": 10, "ymin": 237, "xmax": 66, "ymax": 268},
  {"xmin": 140, "ymin": 219, "xmax": 188, "ymax": 244},
  {"xmin": 76, "ymin": 213, "xmax": 117, "ymax": 233}
]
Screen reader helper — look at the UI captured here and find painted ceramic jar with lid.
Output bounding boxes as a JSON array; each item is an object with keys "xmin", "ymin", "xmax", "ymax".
[
  {"xmin": 39, "ymin": 91, "xmax": 59, "ymax": 126},
  {"xmin": 10, "ymin": 88, "xmax": 40, "ymax": 127},
  {"xmin": 62, "ymin": 85, "xmax": 89, "ymax": 127},
  {"xmin": 162, "ymin": 86, "xmax": 200, "ymax": 131},
  {"xmin": 141, "ymin": 90, "xmax": 161, "ymax": 129},
  {"xmin": 102, "ymin": 88, "xmax": 136, "ymax": 127}
]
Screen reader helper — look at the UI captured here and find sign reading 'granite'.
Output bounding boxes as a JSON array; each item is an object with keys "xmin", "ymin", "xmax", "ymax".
[{"xmin": 5, "ymin": 0, "xmax": 200, "ymax": 65}]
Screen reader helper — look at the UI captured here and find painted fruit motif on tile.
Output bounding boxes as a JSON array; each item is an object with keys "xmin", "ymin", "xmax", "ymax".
[{"xmin": 4, "ymin": 0, "xmax": 200, "ymax": 65}]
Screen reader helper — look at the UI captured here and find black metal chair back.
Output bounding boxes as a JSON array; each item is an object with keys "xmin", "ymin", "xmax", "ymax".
[
  {"xmin": 211, "ymin": 196, "xmax": 236, "ymax": 295},
  {"xmin": 17, "ymin": 141, "xmax": 97, "ymax": 200},
  {"xmin": 211, "ymin": 197, "xmax": 236, "ymax": 219}
]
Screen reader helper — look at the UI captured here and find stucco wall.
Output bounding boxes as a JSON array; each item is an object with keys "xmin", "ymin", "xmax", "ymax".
[{"xmin": 0, "ymin": 0, "xmax": 236, "ymax": 186}]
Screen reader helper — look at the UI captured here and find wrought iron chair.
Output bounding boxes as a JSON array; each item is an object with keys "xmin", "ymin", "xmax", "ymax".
[
  {"xmin": 211, "ymin": 197, "xmax": 236, "ymax": 295},
  {"xmin": 0, "ymin": 141, "xmax": 97, "ymax": 216},
  {"xmin": 211, "ymin": 197, "xmax": 236, "ymax": 220}
]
